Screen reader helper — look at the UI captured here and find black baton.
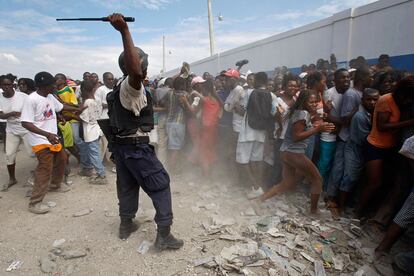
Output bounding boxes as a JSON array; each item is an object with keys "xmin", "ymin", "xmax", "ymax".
[{"xmin": 56, "ymin": 17, "xmax": 135, "ymax": 22}]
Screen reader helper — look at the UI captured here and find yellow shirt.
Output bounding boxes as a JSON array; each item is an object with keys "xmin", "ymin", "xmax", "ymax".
[
  {"xmin": 56, "ymin": 86, "xmax": 78, "ymax": 105},
  {"xmin": 55, "ymin": 86, "xmax": 78, "ymax": 122}
]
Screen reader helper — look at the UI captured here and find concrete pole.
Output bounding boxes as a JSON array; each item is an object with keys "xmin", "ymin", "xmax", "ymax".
[
  {"xmin": 207, "ymin": 0, "xmax": 215, "ymax": 56},
  {"xmin": 162, "ymin": 35, "xmax": 166, "ymax": 74}
]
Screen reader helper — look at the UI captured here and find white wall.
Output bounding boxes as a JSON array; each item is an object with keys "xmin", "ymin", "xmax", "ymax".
[{"xmin": 164, "ymin": 0, "xmax": 414, "ymax": 77}]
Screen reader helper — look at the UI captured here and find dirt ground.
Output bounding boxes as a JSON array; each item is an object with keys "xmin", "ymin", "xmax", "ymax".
[
  {"xmin": 0, "ymin": 147, "xmax": 263, "ymax": 275},
  {"xmin": 0, "ymin": 145, "xmax": 400, "ymax": 276}
]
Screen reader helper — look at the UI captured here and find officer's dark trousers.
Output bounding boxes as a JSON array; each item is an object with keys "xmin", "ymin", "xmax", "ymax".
[{"xmin": 113, "ymin": 143, "xmax": 173, "ymax": 227}]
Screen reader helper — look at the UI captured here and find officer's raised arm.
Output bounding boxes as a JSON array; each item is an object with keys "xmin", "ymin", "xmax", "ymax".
[{"xmin": 108, "ymin": 13, "xmax": 144, "ymax": 91}]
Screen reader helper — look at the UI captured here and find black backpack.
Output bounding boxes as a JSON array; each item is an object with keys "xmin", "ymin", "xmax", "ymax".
[{"xmin": 246, "ymin": 88, "xmax": 274, "ymax": 132}]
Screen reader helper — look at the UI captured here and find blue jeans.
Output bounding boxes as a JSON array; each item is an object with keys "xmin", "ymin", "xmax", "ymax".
[
  {"xmin": 317, "ymin": 140, "xmax": 337, "ymax": 192},
  {"xmin": 71, "ymin": 122, "xmax": 92, "ymax": 170},
  {"xmin": 327, "ymin": 140, "xmax": 346, "ymax": 197},
  {"xmin": 85, "ymin": 139, "xmax": 105, "ymax": 177},
  {"xmin": 305, "ymin": 135, "xmax": 316, "ymax": 160},
  {"xmin": 341, "ymin": 141, "xmax": 364, "ymax": 192}
]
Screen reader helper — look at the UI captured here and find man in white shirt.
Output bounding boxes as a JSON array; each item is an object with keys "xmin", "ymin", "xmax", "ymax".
[
  {"xmin": 21, "ymin": 72, "xmax": 82, "ymax": 214},
  {"xmin": 223, "ymin": 69, "xmax": 245, "ymax": 162},
  {"xmin": 317, "ymin": 69, "xmax": 350, "ymax": 191},
  {"xmin": 0, "ymin": 74, "xmax": 31, "ymax": 191},
  {"xmin": 95, "ymin": 72, "xmax": 114, "ymax": 162},
  {"xmin": 223, "ymin": 69, "xmax": 245, "ymax": 133},
  {"xmin": 236, "ymin": 72, "xmax": 278, "ymax": 199}
]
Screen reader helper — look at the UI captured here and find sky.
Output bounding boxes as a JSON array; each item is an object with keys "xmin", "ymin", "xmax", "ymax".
[{"xmin": 0, "ymin": 0, "xmax": 378, "ymax": 80}]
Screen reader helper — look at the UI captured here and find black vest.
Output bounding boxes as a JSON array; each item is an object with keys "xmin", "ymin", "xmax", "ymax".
[{"xmin": 107, "ymin": 78, "xmax": 154, "ymax": 136}]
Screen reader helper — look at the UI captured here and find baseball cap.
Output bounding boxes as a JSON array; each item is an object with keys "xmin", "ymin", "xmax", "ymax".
[
  {"xmin": 191, "ymin": 76, "xmax": 206, "ymax": 86},
  {"xmin": 158, "ymin": 77, "xmax": 167, "ymax": 87},
  {"xmin": 34, "ymin": 71, "xmax": 56, "ymax": 87},
  {"xmin": 224, "ymin": 69, "xmax": 240, "ymax": 79}
]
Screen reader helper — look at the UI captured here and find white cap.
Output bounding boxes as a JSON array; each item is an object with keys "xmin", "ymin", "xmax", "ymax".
[{"xmin": 158, "ymin": 77, "xmax": 167, "ymax": 87}]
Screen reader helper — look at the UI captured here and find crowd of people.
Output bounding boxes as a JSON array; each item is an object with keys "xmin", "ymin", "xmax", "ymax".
[{"xmin": 1, "ymin": 52, "xmax": 413, "ymax": 273}]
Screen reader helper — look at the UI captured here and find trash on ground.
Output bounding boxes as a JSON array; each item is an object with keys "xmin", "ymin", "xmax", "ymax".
[
  {"xmin": 6, "ymin": 260, "xmax": 23, "ymax": 272},
  {"xmin": 137, "ymin": 240, "xmax": 152, "ymax": 255},
  {"xmin": 314, "ymin": 260, "xmax": 326, "ymax": 276},
  {"xmin": 72, "ymin": 209, "xmax": 93, "ymax": 217},
  {"xmin": 62, "ymin": 250, "xmax": 87, "ymax": 259},
  {"xmin": 52, "ymin": 239, "xmax": 66, "ymax": 248}
]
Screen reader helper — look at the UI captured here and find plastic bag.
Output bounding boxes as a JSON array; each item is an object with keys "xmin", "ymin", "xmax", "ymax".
[{"xmin": 399, "ymin": 135, "xmax": 414, "ymax": 160}]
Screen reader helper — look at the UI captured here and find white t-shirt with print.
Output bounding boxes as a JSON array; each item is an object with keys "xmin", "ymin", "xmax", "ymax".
[
  {"xmin": 20, "ymin": 92, "xmax": 63, "ymax": 146},
  {"xmin": 79, "ymin": 98, "xmax": 103, "ymax": 142},
  {"xmin": 94, "ymin": 85, "xmax": 112, "ymax": 119},
  {"xmin": 0, "ymin": 91, "xmax": 28, "ymax": 136}
]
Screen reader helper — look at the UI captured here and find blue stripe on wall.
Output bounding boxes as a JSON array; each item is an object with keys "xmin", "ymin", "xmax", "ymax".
[{"xmin": 266, "ymin": 53, "xmax": 414, "ymax": 76}]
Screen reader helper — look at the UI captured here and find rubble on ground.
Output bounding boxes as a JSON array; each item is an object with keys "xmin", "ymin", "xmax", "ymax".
[{"xmin": 188, "ymin": 184, "xmax": 388, "ymax": 275}]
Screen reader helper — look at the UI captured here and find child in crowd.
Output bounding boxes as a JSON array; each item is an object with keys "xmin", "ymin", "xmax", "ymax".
[
  {"xmin": 78, "ymin": 80, "xmax": 106, "ymax": 184},
  {"xmin": 258, "ymin": 90, "xmax": 335, "ymax": 214}
]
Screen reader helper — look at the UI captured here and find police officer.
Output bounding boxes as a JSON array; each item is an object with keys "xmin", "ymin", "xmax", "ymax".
[{"xmin": 107, "ymin": 14, "xmax": 183, "ymax": 251}]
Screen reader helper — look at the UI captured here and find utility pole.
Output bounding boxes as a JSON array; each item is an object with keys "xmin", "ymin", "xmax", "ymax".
[
  {"xmin": 207, "ymin": 0, "xmax": 215, "ymax": 56},
  {"xmin": 162, "ymin": 35, "xmax": 166, "ymax": 74}
]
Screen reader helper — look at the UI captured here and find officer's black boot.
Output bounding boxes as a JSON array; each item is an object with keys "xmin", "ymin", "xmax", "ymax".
[
  {"xmin": 154, "ymin": 226, "xmax": 184, "ymax": 251},
  {"xmin": 119, "ymin": 218, "xmax": 139, "ymax": 240}
]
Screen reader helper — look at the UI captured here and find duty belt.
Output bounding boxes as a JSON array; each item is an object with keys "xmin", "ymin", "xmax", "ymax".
[{"xmin": 114, "ymin": 136, "xmax": 150, "ymax": 144}]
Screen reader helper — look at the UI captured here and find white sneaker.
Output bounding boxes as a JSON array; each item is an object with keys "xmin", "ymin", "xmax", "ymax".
[
  {"xmin": 28, "ymin": 202, "xmax": 50, "ymax": 214},
  {"xmin": 247, "ymin": 187, "xmax": 264, "ymax": 200}
]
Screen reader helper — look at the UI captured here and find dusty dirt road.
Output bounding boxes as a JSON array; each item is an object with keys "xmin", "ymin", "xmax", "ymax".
[{"xmin": 0, "ymin": 148, "xmax": 394, "ymax": 276}]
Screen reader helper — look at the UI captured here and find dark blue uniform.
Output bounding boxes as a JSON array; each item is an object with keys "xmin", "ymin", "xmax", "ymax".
[{"xmin": 114, "ymin": 143, "xmax": 173, "ymax": 227}]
